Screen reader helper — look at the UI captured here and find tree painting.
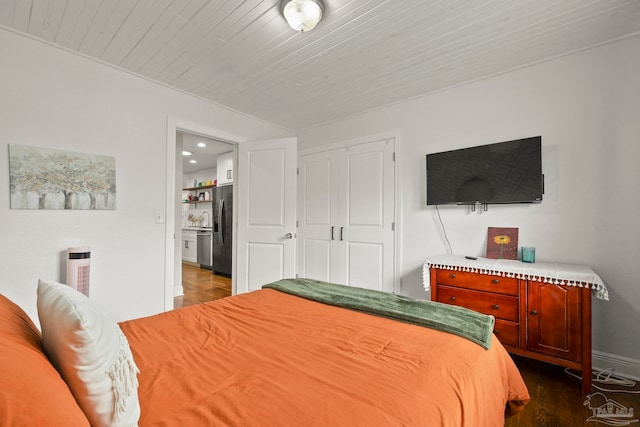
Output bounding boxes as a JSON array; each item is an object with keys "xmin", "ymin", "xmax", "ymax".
[{"xmin": 9, "ymin": 144, "xmax": 116, "ymax": 210}]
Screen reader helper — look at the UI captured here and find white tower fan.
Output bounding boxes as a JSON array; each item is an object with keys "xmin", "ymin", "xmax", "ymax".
[{"xmin": 67, "ymin": 246, "xmax": 90, "ymax": 296}]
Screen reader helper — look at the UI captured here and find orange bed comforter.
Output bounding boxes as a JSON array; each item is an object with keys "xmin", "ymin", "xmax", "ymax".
[{"xmin": 119, "ymin": 289, "xmax": 529, "ymax": 426}]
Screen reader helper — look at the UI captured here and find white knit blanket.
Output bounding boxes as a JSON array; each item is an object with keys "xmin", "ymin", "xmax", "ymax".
[{"xmin": 423, "ymin": 254, "xmax": 609, "ymax": 301}]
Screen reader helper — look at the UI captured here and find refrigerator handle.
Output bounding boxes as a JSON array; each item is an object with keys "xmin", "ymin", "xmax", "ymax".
[
  {"xmin": 213, "ymin": 199, "xmax": 219, "ymax": 233},
  {"xmin": 218, "ymin": 199, "xmax": 224, "ymax": 246}
]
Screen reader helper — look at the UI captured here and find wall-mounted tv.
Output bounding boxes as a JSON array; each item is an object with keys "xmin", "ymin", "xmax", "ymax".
[{"xmin": 426, "ymin": 136, "xmax": 543, "ymax": 206}]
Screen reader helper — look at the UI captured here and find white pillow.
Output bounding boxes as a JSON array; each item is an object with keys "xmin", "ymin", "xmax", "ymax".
[{"xmin": 37, "ymin": 279, "xmax": 140, "ymax": 427}]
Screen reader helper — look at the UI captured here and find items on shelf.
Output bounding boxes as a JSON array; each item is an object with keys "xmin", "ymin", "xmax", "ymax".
[{"xmin": 182, "ymin": 182, "xmax": 215, "ymax": 204}]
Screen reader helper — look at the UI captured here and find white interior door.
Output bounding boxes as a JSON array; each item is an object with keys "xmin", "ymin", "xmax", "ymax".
[
  {"xmin": 297, "ymin": 149, "xmax": 339, "ymax": 282},
  {"xmin": 297, "ymin": 137, "xmax": 396, "ymax": 292},
  {"xmin": 236, "ymin": 138, "xmax": 297, "ymax": 294},
  {"xmin": 337, "ymin": 139, "xmax": 395, "ymax": 292}
]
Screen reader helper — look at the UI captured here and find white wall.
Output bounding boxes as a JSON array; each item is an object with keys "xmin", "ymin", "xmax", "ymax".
[
  {"xmin": 0, "ymin": 29, "xmax": 293, "ymax": 323},
  {"xmin": 298, "ymin": 36, "xmax": 640, "ymax": 369}
]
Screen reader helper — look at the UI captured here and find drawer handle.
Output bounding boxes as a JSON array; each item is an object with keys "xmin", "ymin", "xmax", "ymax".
[
  {"xmin": 449, "ymin": 273, "xmax": 456, "ymax": 279},
  {"xmin": 492, "ymin": 279, "xmax": 499, "ymax": 284},
  {"xmin": 530, "ymin": 310, "xmax": 538, "ymax": 316},
  {"xmin": 493, "ymin": 330, "xmax": 499, "ymax": 334},
  {"xmin": 449, "ymin": 296, "xmax": 456, "ymax": 302},
  {"xmin": 492, "ymin": 304, "xmax": 500, "ymax": 310}
]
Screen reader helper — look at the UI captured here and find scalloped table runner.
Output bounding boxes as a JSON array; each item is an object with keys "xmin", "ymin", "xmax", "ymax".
[{"xmin": 423, "ymin": 254, "xmax": 609, "ymax": 301}]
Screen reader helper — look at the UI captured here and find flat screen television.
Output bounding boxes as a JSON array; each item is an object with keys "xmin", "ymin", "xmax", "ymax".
[{"xmin": 426, "ymin": 136, "xmax": 543, "ymax": 206}]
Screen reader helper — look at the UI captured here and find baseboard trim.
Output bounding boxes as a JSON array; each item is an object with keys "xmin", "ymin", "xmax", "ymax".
[
  {"xmin": 593, "ymin": 350, "xmax": 640, "ymax": 381},
  {"xmin": 173, "ymin": 285, "xmax": 184, "ymax": 297}
]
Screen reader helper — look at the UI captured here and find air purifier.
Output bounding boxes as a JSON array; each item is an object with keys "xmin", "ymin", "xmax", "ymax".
[{"xmin": 67, "ymin": 246, "xmax": 90, "ymax": 297}]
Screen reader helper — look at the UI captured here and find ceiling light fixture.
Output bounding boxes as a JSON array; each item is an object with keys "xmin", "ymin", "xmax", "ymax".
[
  {"xmin": 280, "ymin": 0, "xmax": 325, "ymax": 32},
  {"xmin": 197, "ymin": 142, "xmax": 206, "ymax": 148},
  {"xmin": 190, "ymin": 160, "xmax": 197, "ymax": 164},
  {"xmin": 182, "ymin": 151, "xmax": 192, "ymax": 156}
]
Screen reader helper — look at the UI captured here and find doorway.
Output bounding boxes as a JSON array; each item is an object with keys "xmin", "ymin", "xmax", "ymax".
[
  {"xmin": 164, "ymin": 117, "xmax": 298, "ymax": 311},
  {"xmin": 172, "ymin": 128, "xmax": 236, "ymax": 309}
]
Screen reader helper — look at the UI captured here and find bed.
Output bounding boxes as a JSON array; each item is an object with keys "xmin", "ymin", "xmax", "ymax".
[{"xmin": 1, "ymin": 278, "xmax": 529, "ymax": 426}]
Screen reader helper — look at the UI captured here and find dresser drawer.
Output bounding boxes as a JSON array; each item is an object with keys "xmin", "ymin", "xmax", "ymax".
[
  {"xmin": 437, "ymin": 285, "xmax": 519, "ymax": 322},
  {"xmin": 436, "ymin": 270, "xmax": 518, "ymax": 296},
  {"xmin": 493, "ymin": 320, "xmax": 519, "ymax": 348}
]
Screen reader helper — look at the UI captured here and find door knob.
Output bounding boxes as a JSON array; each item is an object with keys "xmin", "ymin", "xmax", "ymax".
[{"xmin": 284, "ymin": 233, "xmax": 294, "ymax": 239}]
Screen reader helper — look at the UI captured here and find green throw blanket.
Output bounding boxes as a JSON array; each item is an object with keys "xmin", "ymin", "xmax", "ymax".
[{"xmin": 263, "ymin": 278, "xmax": 494, "ymax": 349}]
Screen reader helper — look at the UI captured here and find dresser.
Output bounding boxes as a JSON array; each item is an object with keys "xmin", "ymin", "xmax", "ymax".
[{"xmin": 424, "ymin": 255, "xmax": 608, "ymax": 394}]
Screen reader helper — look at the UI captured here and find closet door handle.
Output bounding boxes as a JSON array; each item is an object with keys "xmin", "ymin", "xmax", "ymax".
[
  {"xmin": 331, "ymin": 226, "xmax": 335, "ymax": 240},
  {"xmin": 340, "ymin": 226, "xmax": 344, "ymax": 241}
]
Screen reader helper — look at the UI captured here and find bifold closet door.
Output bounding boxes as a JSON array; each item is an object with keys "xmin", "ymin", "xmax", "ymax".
[
  {"xmin": 334, "ymin": 139, "xmax": 395, "ymax": 292},
  {"xmin": 297, "ymin": 138, "xmax": 395, "ymax": 292},
  {"xmin": 297, "ymin": 149, "xmax": 340, "ymax": 282}
]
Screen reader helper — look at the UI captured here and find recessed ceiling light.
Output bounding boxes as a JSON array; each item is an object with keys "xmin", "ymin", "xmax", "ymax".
[
  {"xmin": 197, "ymin": 142, "xmax": 206, "ymax": 148},
  {"xmin": 182, "ymin": 151, "xmax": 192, "ymax": 156},
  {"xmin": 190, "ymin": 160, "xmax": 197, "ymax": 164}
]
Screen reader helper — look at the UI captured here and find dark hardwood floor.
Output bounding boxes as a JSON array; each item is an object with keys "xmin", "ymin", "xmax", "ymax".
[
  {"xmin": 173, "ymin": 263, "xmax": 231, "ymax": 309},
  {"xmin": 506, "ymin": 355, "xmax": 640, "ymax": 427},
  {"xmin": 172, "ymin": 269, "xmax": 640, "ymax": 426}
]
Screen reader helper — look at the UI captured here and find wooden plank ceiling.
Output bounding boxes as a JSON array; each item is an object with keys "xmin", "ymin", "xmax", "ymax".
[{"xmin": 1, "ymin": 0, "xmax": 639, "ymax": 131}]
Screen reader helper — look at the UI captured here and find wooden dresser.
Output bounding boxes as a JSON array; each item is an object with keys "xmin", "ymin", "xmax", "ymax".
[{"xmin": 425, "ymin": 255, "xmax": 608, "ymax": 394}]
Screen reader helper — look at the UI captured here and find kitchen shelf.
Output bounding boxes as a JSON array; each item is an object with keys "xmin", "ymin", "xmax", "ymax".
[
  {"xmin": 183, "ymin": 185, "xmax": 215, "ymax": 191},
  {"xmin": 182, "ymin": 185, "xmax": 215, "ymax": 204}
]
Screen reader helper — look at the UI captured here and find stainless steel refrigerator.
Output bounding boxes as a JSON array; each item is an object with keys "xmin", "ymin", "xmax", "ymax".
[{"xmin": 212, "ymin": 185, "xmax": 232, "ymax": 276}]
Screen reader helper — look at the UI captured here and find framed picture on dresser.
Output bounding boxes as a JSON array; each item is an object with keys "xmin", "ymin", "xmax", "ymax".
[{"xmin": 486, "ymin": 227, "xmax": 518, "ymax": 259}]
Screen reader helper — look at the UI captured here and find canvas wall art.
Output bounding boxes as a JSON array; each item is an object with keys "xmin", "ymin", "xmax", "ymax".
[
  {"xmin": 486, "ymin": 227, "xmax": 518, "ymax": 259},
  {"xmin": 9, "ymin": 144, "xmax": 116, "ymax": 210}
]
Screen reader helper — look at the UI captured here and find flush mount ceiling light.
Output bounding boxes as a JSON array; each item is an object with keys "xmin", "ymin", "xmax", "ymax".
[
  {"xmin": 182, "ymin": 151, "xmax": 192, "ymax": 156},
  {"xmin": 280, "ymin": 0, "xmax": 325, "ymax": 32},
  {"xmin": 197, "ymin": 142, "xmax": 206, "ymax": 147}
]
